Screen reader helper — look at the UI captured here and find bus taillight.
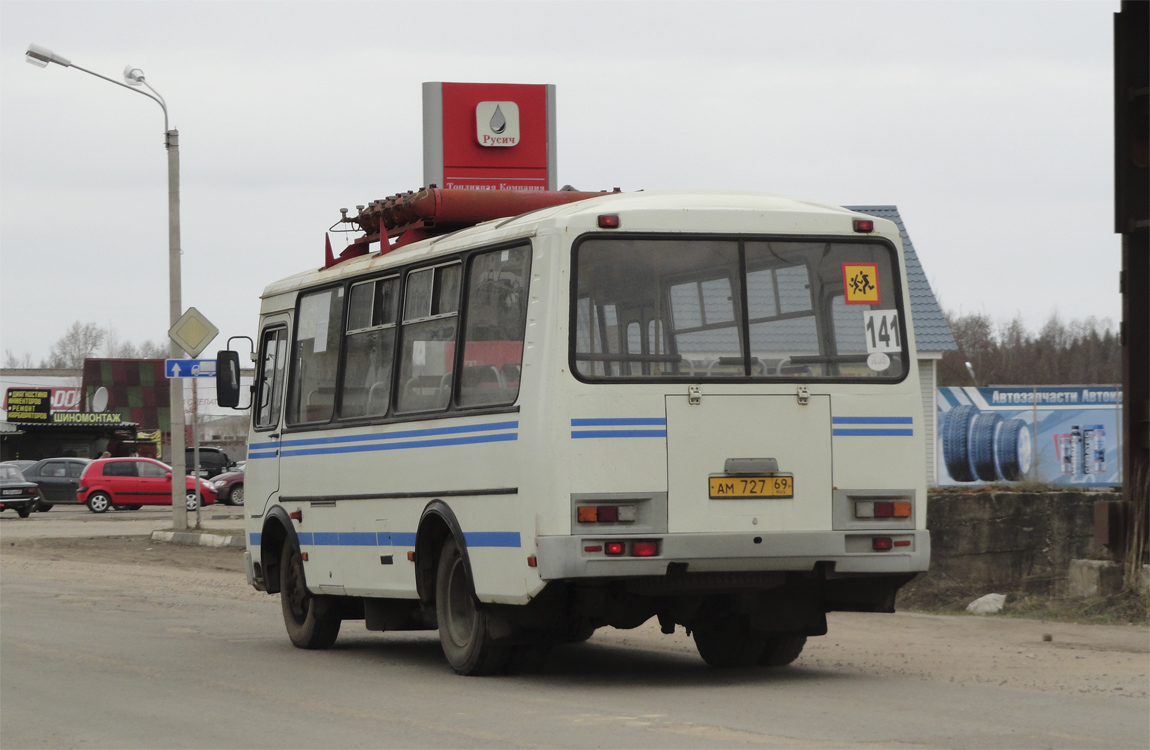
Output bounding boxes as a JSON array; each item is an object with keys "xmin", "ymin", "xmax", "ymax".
[{"xmin": 631, "ymin": 541, "xmax": 659, "ymax": 557}]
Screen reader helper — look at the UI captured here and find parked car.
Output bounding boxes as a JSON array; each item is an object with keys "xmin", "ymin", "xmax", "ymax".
[
  {"xmin": 77, "ymin": 457, "xmax": 216, "ymax": 513},
  {"xmin": 0, "ymin": 464, "xmax": 41, "ymax": 518},
  {"xmin": 21, "ymin": 457, "xmax": 92, "ymax": 511},
  {"xmin": 210, "ymin": 468, "xmax": 244, "ymax": 506},
  {"xmin": 185, "ymin": 447, "xmax": 236, "ymax": 479}
]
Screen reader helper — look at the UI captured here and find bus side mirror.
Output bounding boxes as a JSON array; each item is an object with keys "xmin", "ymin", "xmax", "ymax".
[{"xmin": 217, "ymin": 350, "xmax": 242, "ymax": 408}]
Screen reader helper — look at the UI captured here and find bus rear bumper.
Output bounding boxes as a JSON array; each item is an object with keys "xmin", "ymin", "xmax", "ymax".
[{"xmin": 535, "ymin": 530, "xmax": 930, "ymax": 580}]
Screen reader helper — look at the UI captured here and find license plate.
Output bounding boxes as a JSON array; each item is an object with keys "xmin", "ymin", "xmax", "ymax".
[{"xmin": 709, "ymin": 475, "xmax": 794, "ymax": 499}]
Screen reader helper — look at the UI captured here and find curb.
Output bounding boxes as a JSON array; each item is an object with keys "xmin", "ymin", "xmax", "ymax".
[{"xmin": 151, "ymin": 530, "xmax": 245, "ymax": 548}]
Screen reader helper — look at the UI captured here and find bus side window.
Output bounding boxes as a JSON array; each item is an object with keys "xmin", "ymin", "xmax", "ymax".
[
  {"xmin": 396, "ymin": 263, "xmax": 461, "ymax": 414},
  {"xmin": 458, "ymin": 245, "xmax": 531, "ymax": 407},
  {"xmin": 340, "ymin": 276, "xmax": 399, "ymax": 419},
  {"xmin": 255, "ymin": 327, "xmax": 287, "ymax": 430},
  {"xmin": 286, "ymin": 287, "xmax": 345, "ymax": 425}
]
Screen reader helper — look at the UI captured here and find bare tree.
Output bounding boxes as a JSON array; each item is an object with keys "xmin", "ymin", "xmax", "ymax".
[
  {"xmin": 3, "ymin": 350, "xmax": 36, "ymax": 368},
  {"xmin": 939, "ymin": 310, "xmax": 1120, "ymax": 386},
  {"xmin": 138, "ymin": 340, "xmax": 167, "ymax": 358},
  {"xmin": 44, "ymin": 322, "xmax": 105, "ymax": 369},
  {"xmin": 104, "ymin": 327, "xmax": 168, "ymax": 359}
]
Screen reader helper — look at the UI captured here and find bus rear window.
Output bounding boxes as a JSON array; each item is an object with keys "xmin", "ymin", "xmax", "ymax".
[{"xmin": 572, "ymin": 236, "xmax": 906, "ymax": 381}]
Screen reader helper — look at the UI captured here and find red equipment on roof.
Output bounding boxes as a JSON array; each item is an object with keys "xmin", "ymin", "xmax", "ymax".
[{"xmin": 323, "ymin": 186, "xmax": 616, "ymax": 269}]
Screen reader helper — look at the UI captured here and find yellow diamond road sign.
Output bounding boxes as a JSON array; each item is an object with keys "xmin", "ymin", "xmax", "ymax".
[{"xmin": 169, "ymin": 307, "xmax": 219, "ymax": 358}]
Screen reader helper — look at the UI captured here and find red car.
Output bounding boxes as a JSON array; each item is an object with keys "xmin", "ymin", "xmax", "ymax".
[{"xmin": 77, "ymin": 457, "xmax": 217, "ymax": 513}]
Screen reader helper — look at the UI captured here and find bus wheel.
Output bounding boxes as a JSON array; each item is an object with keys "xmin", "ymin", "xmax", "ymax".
[
  {"xmin": 280, "ymin": 536, "xmax": 340, "ymax": 649},
  {"xmin": 758, "ymin": 634, "xmax": 807, "ymax": 666},
  {"xmin": 435, "ymin": 537, "xmax": 509, "ymax": 675},
  {"xmin": 692, "ymin": 614, "xmax": 766, "ymax": 668}
]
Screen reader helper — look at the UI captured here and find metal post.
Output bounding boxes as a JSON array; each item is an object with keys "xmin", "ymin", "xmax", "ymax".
[
  {"xmin": 192, "ymin": 375, "xmax": 201, "ymax": 529},
  {"xmin": 23, "ymin": 45, "xmax": 189, "ymax": 530},
  {"xmin": 167, "ymin": 129, "xmax": 187, "ymax": 530}
]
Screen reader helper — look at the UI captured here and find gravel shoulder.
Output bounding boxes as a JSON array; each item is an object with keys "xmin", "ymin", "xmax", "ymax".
[{"xmin": 3, "ymin": 533, "xmax": 1146, "ymax": 701}]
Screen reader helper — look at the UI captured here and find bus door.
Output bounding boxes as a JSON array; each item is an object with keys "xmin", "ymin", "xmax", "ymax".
[{"xmin": 249, "ymin": 318, "xmax": 290, "ymax": 512}]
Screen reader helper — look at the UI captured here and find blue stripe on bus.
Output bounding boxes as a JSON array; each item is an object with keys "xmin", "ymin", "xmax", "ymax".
[
  {"xmin": 571, "ymin": 418, "xmax": 666, "ymax": 426},
  {"xmin": 571, "ymin": 429, "xmax": 667, "ymax": 439},
  {"xmin": 279, "ymin": 431, "xmax": 517, "ymax": 458},
  {"xmin": 251, "ymin": 421, "xmax": 519, "ymax": 451},
  {"xmin": 832, "ymin": 428, "xmax": 914, "ymax": 437},
  {"xmin": 247, "ymin": 422, "xmax": 519, "ymax": 459},
  {"xmin": 251, "ymin": 530, "xmax": 519, "ymax": 548},
  {"xmin": 832, "ymin": 416, "xmax": 914, "ymax": 425},
  {"xmin": 464, "ymin": 532, "xmax": 521, "ymax": 548}
]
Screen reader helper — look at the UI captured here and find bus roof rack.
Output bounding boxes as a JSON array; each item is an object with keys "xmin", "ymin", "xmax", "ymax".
[{"xmin": 323, "ymin": 186, "xmax": 617, "ymax": 270}]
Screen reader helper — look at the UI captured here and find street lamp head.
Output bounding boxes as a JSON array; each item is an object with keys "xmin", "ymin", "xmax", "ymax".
[
  {"xmin": 26, "ymin": 43, "xmax": 71, "ymax": 68},
  {"xmin": 123, "ymin": 65, "xmax": 145, "ymax": 86}
]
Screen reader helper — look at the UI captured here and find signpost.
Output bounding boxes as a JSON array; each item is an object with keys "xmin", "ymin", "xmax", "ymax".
[
  {"xmin": 164, "ymin": 359, "xmax": 217, "ymax": 378},
  {"xmin": 167, "ymin": 307, "xmax": 218, "ymax": 529}
]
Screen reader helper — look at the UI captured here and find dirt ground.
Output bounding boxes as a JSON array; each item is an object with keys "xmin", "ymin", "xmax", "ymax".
[{"xmin": 3, "ymin": 534, "xmax": 1147, "ymax": 701}]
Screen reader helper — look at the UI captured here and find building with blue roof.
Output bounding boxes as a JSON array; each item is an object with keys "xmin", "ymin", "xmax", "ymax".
[{"xmin": 847, "ymin": 206, "xmax": 958, "ymax": 485}]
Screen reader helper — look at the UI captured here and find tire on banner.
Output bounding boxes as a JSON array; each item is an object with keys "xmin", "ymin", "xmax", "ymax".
[
  {"xmin": 996, "ymin": 418, "xmax": 1032, "ymax": 481},
  {"xmin": 968, "ymin": 412, "xmax": 1003, "ymax": 481},
  {"xmin": 942, "ymin": 404, "xmax": 978, "ymax": 482}
]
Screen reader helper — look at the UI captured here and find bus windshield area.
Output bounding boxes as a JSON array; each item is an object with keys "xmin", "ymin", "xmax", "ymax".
[{"xmin": 573, "ymin": 236, "xmax": 906, "ymax": 381}]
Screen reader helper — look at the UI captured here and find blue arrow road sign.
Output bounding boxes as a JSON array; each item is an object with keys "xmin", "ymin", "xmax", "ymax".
[{"xmin": 165, "ymin": 359, "xmax": 217, "ymax": 378}]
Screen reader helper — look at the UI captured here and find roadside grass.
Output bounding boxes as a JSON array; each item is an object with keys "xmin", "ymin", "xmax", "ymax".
[{"xmin": 901, "ymin": 587, "xmax": 1149, "ymax": 626}]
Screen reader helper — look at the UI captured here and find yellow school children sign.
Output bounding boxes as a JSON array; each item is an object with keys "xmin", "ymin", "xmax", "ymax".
[{"xmin": 842, "ymin": 262, "xmax": 881, "ymax": 305}]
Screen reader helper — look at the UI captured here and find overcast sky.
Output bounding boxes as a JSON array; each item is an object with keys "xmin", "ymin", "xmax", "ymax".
[{"xmin": 0, "ymin": 1, "xmax": 1120, "ymax": 363}]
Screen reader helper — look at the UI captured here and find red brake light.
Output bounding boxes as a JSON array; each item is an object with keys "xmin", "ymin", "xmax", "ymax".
[
  {"xmin": 853, "ymin": 219, "xmax": 874, "ymax": 233},
  {"xmin": 873, "ymin": 501, "xmax": 894, "ymax": 518},
  {"xmin": 872, "ymin": 537, "xmax": 893, "ymax": 551},
  {"xmin": 631, "ymin": 541, "xmax": 659, "ymax": 557},
  {"xmin": 597, "ymin": 505, "xmax": 618, "ymax": 522},
  {"xmin": 604, "ymin": 541, "xmax": 625, "ymax": 556},
  {"xmin": 598, "ymin": 214, "xmax": 620, "ymax": 229}
]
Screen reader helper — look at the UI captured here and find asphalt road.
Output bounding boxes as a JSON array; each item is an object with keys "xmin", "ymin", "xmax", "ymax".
[{"xmin": 1, "ymin": 509, "xmax": 1147, "ymax": 749}]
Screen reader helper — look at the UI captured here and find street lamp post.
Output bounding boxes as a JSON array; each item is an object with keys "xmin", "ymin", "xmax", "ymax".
[{"xmin": 27, "ymin": 44, "xmax": 190, "ymax": 530}]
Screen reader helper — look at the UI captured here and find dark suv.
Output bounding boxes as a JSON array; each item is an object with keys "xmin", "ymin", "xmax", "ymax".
[{"xmin": 185, "ymin": 447, "xmax": 235, "ymax": 479}]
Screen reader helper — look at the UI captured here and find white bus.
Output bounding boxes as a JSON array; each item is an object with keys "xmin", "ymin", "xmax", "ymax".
[{"xmin": 218, "ymin": 189, "xmax": 930, "ymax": 675}]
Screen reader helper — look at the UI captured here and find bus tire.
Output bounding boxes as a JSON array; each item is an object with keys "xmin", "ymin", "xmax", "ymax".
[
  {"xmin": 942, "ymin": 404, "xmax": 977, "ymax": 482},
  {"xmin": 758, "ymin": 634, "xmax": 806, "ymax": 666},
  {"xmin": 692, "ymin": 613, "xmax": 765, "ymax": 668},
  {"xmin": 969, "ymin": 412, "xmax": 1003, "ymax": 481},
  {"xmin": 435, "ymin": 536, "xmax": 509, "ymax": 675},
  {"xmin": 280, "ymin": 536, "xmax": 341, "ymax": 649},
  {"xmin": 996, "ymin": 418, "xmax": 1031, "ymax": 481}
]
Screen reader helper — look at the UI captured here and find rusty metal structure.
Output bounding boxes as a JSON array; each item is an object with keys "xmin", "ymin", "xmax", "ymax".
[
  {"xmin": 323, "ymin": 186, "xmax": 618, "ymax": 269},
  {"xmin": 1112, "ymin": 1, "xmax": 1149, "ymax": 574}
]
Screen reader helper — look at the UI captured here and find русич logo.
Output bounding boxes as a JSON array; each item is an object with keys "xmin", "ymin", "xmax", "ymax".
[{"xmin": 475, "ymin": 101, "xmax": 519, "ymax": 147}]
